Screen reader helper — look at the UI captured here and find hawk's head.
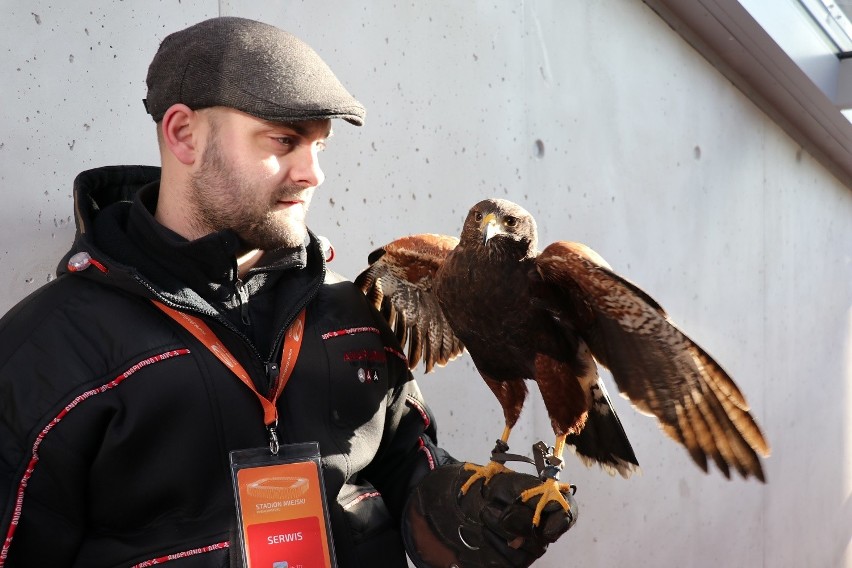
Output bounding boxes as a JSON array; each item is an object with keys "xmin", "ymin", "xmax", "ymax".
[{"xmin": 461, "ymin": 198, "xmax": 538, "ymax": 258}]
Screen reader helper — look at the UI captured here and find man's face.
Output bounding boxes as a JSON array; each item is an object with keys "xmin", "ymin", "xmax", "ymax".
[{"xmin": 188, "ymin": 108, "xmax": 331, "ymax": 250}]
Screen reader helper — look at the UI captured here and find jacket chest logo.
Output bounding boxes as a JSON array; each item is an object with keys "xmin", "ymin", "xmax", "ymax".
[{"xmin": 343, "ymin": 350, "xmax": 386, "ymax": 384}]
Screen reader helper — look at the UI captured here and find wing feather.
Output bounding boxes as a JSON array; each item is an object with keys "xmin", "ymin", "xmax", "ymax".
[
  {"xmin": 355, "ymin": 234, "xmax": 465, "ymax": 372},
  {"xmin": 534, "ymin": 241, "xmax": 770, "ymax": 481}
]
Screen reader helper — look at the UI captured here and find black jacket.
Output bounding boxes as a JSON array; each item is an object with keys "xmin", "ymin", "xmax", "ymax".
[{"xmin": 0, "ymin": 166, "xmax": 446, "ymax": 567}]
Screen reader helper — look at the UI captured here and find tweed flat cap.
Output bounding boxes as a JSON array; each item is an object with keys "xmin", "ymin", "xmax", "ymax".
[{"xmin": 144, "ymin": 17, "xmax": 365, "ymax": 125}]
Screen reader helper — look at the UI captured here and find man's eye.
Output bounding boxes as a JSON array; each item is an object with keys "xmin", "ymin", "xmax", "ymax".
[{"xmin": 276, "ymin": 136, "xmax": 295, "ymax": 146}]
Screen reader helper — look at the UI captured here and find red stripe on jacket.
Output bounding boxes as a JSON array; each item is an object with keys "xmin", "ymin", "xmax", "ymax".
[{"xmin": 0, "ymin": 349, "xmax": 191, "ymax": 565}]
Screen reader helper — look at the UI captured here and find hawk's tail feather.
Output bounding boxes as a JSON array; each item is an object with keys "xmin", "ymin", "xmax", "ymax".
[
  {"xmin": 566, "ymin": 380, "xmax": 639, "ymax": 478},
  {"xmin": 569, "ymin": 447, "xmax": 641, "ymax": 479}
]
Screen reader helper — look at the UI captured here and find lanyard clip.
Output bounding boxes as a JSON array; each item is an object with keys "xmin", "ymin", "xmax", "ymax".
[{"xmin": 268, "ymin": 423, "xmax": 280, "ymax": 455}]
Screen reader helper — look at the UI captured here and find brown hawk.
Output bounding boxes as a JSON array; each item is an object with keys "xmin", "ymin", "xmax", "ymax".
[{"xmin": 355, "ymin": 198, "xmax": 770, "ymax": 524}]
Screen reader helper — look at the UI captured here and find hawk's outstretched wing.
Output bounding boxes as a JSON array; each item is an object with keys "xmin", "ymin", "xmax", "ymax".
[
  {"xmin": 354, "ymin": 234, "xmax": 465, "ymax": 372},
  {"xmin": 534, "ymin": 241, "xmax": 770, "ymax": 481}
]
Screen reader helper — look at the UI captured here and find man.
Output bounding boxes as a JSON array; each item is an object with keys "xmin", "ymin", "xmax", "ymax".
[{"xmin": 0, "ymin": 17, "xmax": 571, "ymax": 567}]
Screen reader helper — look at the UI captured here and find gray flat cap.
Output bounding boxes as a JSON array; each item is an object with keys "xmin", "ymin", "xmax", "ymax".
[{"xmin": 144, "ymin": 17, "xmax": 365, "ymax": 125}]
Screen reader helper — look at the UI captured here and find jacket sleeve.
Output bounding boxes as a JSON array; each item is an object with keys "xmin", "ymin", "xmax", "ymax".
[
  {"xmin": 0, "ymin": 424, "xmax": 90, "ymax": 565},
  {"xmin": 357, "ymin": 313, "xmax": 456, "ymax": 521},
  {"xmin": 0, "ymin": 291, "xmax": 91, "ymax": 564}
]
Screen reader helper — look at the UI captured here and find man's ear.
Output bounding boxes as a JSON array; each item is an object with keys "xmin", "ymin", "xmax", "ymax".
[{"xmin": 160, "ymin": 104, "xmax": 201, "ymax": 165}]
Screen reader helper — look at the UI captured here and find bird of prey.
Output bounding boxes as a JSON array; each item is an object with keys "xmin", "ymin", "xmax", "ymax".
[{"xmin": 355, "ymin": 198, "xmax": 770, "ymax": 525}]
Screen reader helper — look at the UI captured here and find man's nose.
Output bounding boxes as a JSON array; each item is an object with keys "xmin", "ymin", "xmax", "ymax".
[{"xmin": 289, "ymin": 145, "xmax": 325, "ymax": 188}]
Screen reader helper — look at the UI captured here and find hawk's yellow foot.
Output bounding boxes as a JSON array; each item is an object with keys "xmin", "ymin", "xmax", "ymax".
[
  {"xmin": 520, "ymin": 478, "xmax": 573, "ymax": 526},
  {"xmin": 459, "ymin": 460, "xmax": 512, "ymax": 494}
]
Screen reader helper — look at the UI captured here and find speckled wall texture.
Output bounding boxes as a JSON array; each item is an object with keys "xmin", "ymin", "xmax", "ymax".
[{"xmin": 1, "ymin": 1, "xmax": 850, "ymax": 567}]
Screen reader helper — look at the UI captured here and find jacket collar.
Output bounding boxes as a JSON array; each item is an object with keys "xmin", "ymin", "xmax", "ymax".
[
  {"xmin": 61, "ymin": 166, "xmax": 317, "ymax": 311},
  {"xmin": 125, "ymin": 184, "xmax": 309, "ymax": 298}
]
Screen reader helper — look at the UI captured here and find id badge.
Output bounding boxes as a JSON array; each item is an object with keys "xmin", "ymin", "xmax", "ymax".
[{"xmin": 230, "ymin": 442, "xmax": 337, "ymax": 568}]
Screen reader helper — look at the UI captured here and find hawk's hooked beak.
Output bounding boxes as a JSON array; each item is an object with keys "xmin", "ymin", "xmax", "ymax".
[{"xmin": 481, "ymin": 213, "xmax": 501, "ymax": 244}]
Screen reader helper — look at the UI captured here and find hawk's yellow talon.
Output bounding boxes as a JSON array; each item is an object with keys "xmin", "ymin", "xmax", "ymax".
[
  {"xmin": 520, "ymin": 478, "xmax": 573, "ymax": 526},
  {"xmin": 459, "ymin": 460, "xmax": 512, "ymax": 494}
]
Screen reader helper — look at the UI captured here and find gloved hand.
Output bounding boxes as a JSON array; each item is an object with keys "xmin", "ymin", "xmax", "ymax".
[{"xmin": 402, "ymin": 462, "xmax": 577, "ymax": 567}]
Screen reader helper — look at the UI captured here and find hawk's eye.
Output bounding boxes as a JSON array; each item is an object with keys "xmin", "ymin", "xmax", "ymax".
[
  {"xmin": 504, "ymin": 216, "xmax": 517, "ymax": 228},
  {"xmin": 474, "ymin": 212, "xmax": 483, "ymax": 222}
]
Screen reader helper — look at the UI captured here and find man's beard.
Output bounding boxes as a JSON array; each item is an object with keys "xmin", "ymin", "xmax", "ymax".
[{"xmin": 188, "ymin": 127, "xmax": 308, "ymax": 251}]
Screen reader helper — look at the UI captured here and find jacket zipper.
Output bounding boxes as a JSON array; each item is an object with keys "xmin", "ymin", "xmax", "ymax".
[
  {"xmin": 136, "ymin": 277, "xmax": 266, "ymax": 366},
  {"xmin": 264, "ymin": 264, "xmax": 326, "ymax": 398},
  {"xmin": 234, "ymin": 278, "xmax": 251, "ymax": 326},
  {"xmin": 137, "ymin": 247, "xmax": 326, "ymax": 396}
]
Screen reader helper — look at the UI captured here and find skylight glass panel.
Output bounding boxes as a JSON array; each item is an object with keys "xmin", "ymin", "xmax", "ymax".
[{"xmin": 798, "ymin": 0, "xmax": 852, "ymax": 54}]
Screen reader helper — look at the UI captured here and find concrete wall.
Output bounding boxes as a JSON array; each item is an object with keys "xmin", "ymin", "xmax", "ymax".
[{"xmin": 2, "ymin": 1, "xmax": 850, "ymax": 566}]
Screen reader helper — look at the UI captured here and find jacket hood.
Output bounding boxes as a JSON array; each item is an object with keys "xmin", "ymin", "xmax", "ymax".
[
  {"xmin": 58, "ymin": 165, "xmax": 164, "ymax": 295},
  {"xmin": 68, "ymin": 165, "xmax": 162, "ymax": 244}
]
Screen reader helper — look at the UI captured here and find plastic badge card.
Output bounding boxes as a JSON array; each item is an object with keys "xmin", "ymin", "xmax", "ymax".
[{"xmin": 231, "ymin": 442, "xmax": 336, "ymax": 568}]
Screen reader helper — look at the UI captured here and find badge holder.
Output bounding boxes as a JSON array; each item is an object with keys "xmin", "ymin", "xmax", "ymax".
[{"xmin": 231, "ymin": 442, "xmax": 337, "ymax": 568}]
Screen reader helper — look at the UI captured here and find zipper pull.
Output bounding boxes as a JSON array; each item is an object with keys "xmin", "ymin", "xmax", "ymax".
[
  {"xmin": 234, "ymin": 279, "xmax": 251, "ymax": 325},
  {"xmin": 266, "ymin": 361, "xmax": 280, "ymax": 394}
]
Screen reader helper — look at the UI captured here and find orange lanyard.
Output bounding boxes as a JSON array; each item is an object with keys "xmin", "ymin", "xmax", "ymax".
[{"xmin": 152, "ymin": 300, "xmax": 306, "ymax": 453}]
